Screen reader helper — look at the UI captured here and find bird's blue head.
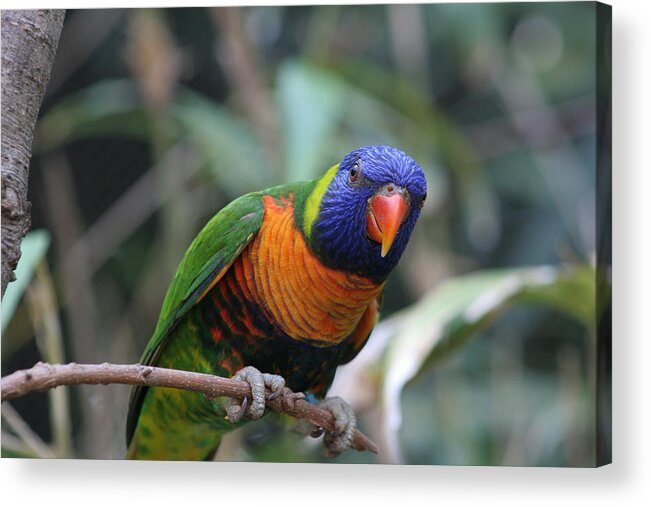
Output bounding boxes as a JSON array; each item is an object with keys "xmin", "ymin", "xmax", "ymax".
[{"xmin": 303, "ymin": 145, "xmax": 427, "ymax": 282}]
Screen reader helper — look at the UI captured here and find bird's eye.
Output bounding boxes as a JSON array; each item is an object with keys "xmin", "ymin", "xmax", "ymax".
[{"xmin": 349, "ymin": 162, "xmax": 360, "ymax": 183}]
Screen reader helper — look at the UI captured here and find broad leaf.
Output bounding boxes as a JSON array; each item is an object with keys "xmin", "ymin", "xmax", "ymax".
[
  {"xmin": 34, "ymin": 80, "xmax": 152, "ymax": 151},
  {"xmin": 1, "ymin": 230, "xmax": 51, "ymax": 332},
  {"xmin": 173, "ymin": 90, "xmax": 271, "ymax": 196},
  {"xmin": 276, "ymin": 60, "xmax": 345, "ymax": 181},
  {"xmin": 330, "ymin": 264, "xmax": 596, "ymax": 462}
]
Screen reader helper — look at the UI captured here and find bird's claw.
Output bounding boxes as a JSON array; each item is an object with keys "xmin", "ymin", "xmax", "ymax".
[
  {"xmin": 266, "ymin": 386, "xmax": 284, "ymax": 401},
  {"xmin": 225, "ymin": 366, "xmax": 285, "ymax": 423},
  {"xmin": 228, "ymin": 395, "xmax": 249, "ymax": 422},
  {"xmin": 310, "ymin": 426, "xmax": 325, "ymax": 438},
  {"xmin": 317, "ymin": 396, "xmax": 357, "ymax": 458}
]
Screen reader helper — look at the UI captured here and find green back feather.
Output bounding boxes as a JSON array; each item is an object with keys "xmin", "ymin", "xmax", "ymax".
[{"xmin": 126, "ymin": 191, "xmax": 264, "ymax": 443}]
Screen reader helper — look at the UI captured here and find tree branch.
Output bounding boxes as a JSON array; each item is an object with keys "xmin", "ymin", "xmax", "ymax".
[
  {"xmin": 1, "ymin": 361, "xmax": 379, "ymax": 455},
  {"xmin": 1, "ymin": 10, "xmax": 65, "ymax": 297}
]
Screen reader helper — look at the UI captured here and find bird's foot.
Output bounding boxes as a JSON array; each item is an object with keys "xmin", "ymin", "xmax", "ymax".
[
  {"xmin": 225, "ymin": 366, "xmax": 285, "ymax": 423},
  {"xmin": 309, "ymin": 396, "xmax": 357, "ymax": 458}
]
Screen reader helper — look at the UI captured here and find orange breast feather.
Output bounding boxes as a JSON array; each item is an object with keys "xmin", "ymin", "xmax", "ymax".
[{"xmin": 231, "ymin": 194, "xmax": 383, "ymax": 346}]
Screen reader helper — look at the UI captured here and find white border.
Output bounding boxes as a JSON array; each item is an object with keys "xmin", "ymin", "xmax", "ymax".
[{"xmin": 2, "ymin": 0, "xmax": 649, "ymax": 505}]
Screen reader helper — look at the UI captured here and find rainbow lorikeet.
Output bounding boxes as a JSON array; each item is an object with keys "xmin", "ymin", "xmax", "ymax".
[{"xmin": 126, "ymin": 145, "xmax": 427, "ymax": 460}]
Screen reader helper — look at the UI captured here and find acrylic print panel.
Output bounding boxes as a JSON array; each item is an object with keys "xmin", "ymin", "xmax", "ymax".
[{"xmin": 1, "ymin": 2, "xmax": 611, "ymax": 467}]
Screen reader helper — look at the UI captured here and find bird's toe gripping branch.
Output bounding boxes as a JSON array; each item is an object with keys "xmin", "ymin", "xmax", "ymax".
[
  {"xmin": 225, "ymin": 366, "xmax": 285, "ymax": 422},
  {"xmin": 317, "ymin": 396, "xmax": 357, "ymax": 458}
]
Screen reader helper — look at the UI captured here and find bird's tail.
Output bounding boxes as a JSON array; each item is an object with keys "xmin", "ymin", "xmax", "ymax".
[{"xmin": 125, "ymin": 429, "xmax": 222, "ymax": 461}]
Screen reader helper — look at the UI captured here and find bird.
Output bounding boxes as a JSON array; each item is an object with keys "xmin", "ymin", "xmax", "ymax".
[{"xmin": 125, "ymin": 145, "xmax": 427, "ymax": 460}]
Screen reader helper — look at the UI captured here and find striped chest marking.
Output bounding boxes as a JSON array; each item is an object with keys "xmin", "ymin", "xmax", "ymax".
[{"xmin": 228, "ymin": 193, "xmax": 383, "ymax": 346}]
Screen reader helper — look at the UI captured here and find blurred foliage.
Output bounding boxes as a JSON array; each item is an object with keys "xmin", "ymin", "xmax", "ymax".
[
  {"xmin": 2, "ymin": 231, "xmax": 51, "ymax": 333},
  {"xmin": 2, "ymin": 3, "xmax": 601, "ymax": 466}
]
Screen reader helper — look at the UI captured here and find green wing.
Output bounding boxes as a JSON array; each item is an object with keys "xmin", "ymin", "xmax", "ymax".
[{"xmin": 126, "ymin": 191, "xmax": 264, "ymax": 444}]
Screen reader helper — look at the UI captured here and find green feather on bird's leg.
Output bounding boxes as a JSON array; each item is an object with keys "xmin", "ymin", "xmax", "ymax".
[{"xmin": 126, "ymin": 145, "xmax": 427, "ymax": 460}]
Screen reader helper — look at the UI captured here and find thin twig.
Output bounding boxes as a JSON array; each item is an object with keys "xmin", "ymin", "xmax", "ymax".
[{"xmin": 1, "ymin": 362, "xmax": 379, "ymax": 455}]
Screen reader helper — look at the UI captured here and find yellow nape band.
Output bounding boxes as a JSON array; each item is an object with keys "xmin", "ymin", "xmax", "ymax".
[{"xmin": 303, "ymin": 164, "xmax": 339, "ymax": 239}]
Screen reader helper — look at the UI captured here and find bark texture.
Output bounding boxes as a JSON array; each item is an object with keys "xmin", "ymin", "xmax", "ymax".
[{"xmin": 1, "ymin": 10, "xmax": 65, "ymax": 296}]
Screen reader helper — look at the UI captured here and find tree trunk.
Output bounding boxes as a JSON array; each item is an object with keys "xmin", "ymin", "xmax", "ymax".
[{"xmin": 1, "ymin": 9, "xmax": 65, "ymax": 297}]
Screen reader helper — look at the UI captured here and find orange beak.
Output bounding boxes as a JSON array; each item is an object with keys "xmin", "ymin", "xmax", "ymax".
[{"xmin": 366, "ymin": 186, "xmax": 410, "ymax": 257}]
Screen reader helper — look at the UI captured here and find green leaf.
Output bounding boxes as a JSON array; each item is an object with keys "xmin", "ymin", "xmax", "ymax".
[
  {"xmin": 34, "ymin": 80, "xmax": 153, "ymax": 152},
  {"xmin": 34, "ymin": 80, "xmax": 270, "ymax": 197},
  {"xmin": 276, "ymin": 60, "xmax": 346, "ymax": 181},
  {"xmin": 172, "ymin": 90, "xmax": 271, "ymax": 196},
  {"xmin": 331, "ymin": 264, "xmax": 595, "ymax": 462},
  {"xmin": 1, "ymin": 230, "xmax": 51, "ymax": 332},
  {"xmin": 377, "ymin": 264, "xmax": 595, "ymax": 461}
]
